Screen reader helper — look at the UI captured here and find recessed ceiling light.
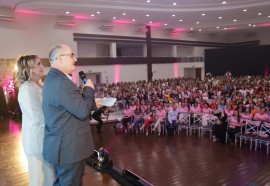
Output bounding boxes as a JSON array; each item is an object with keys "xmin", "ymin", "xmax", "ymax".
[
  {"xmin": 224, "ymin": 27, "xmax": 227, "ymax": 30},
  {"xmin": 97, "ymin": 11, "xmax": 100, "ymax": 14},
  {"xmin": 146, "ymin": 14, "xmax": 149, "ymax": 17},
  {"xmin": 202, "ymin": 13, "xmax": 205, "ymax": 16},
  {"xmin": 199, "ymin": 29, "xmax": 202, "ymax": 32},
  {"xmin": 164, "ymin": 23, "xmax": 168, "ymax": 26},
  {"xmin": 147, "ymin": 0, "xmax": 150, "ymax": 2},
  {"xmin": 179, "ymin": 19, "xmax": 183, "ymax": 22},
  {"xmin": 190, "ymin": 28, "xmax": 193, "ymax": 30},
  {"xmin": 196, "ymin": 22, "xmax": 199, "ymax": 24},
  {"xmin": 233, "ymin": 19, "xmax": 237, "ymax": 22},
  {"xmin": 258, "ymin": 13, "xmax": 262, "ymax": 16},
  {"xmin": 217, "ymin": 26, "xmax": 220, "ymax": 29},
  {"xmin": 172, "ymin": 15, "xmax": 175, "ymax": 17},
  {"xmin": 113, "ymin": 17, "xmax": 116, "ymax": 19},
  {"xmin": 173, "ymin": 3, "xmax": 176, "ymax": 5},
  {"xmin": 122, "ymin": 13, "xmax": 126, "ymax": 15},
  {"xmin": 248, "ymin": 24, "xmax": 252, "ymax": 26},
  {"xmin": 253, "ymin": 25, "xmax": 256, "ymax": 27},
  {"xmin": 243, "ymin": 9, "xmax": 247, "ymax": 12},
  {"xmin": 91, "ymin": 14, "xmax": 95, "ymax": 17},
  {"xmin": 219, "ymin": 16, "xmax": 222, "ymax": 19},
  {"xmin": 222, "ymin": 1, "xmax": 227, "ymax": 4},
  {"xmin": 132, "ymin": 19, "xmax": 135, "ymax": 22},
  {"xmin": 65, "ymin": 11, "xmax": 69, "ymax": 14},
  {"xmin": 268, "ymin": 15, "xmax": 270, "ymax": 18},
  {"xmin": 149, "ymin": 21, "xmax": 152, "ymax": 23}
]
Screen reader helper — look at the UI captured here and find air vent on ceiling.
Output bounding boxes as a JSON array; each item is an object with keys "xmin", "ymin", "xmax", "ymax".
[
  {"xmin": 56, "ymin": 16, "xmax": 75, "ymax": 26},
  {"xmin": 0, "ymin": 7, "xmax": 14, "ymax": 21},
  {"xmin": 99, "ymin": 25, "xmax": 113, "ymax": 29}
]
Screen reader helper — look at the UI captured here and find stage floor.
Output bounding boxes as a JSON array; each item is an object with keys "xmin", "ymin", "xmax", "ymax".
[{"xmin": 0, "ymin": 117, "xmax": 270, "ymax": 186}]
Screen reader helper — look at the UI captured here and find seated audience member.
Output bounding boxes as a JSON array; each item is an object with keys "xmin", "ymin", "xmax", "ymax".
[
  {"xmin": 140, "ymin": 104, "xmax": 154, "ymax": 135},
  {"xmin": 122, "ymin": 104, "xmax": 132, "ymax": 133},
  {"xmin": 212, "ymin": 108, "xmax": 228, "ymax": 143},
  {"xmin": 240, "ymin": 107, "xmax": 253, "ymax": 122},
  {"xmin": 202, "ymin": 103, "xmax": 213, "ymax": 114},
  {"xmin": 92, "ymin": 106, "xmax": 109, "ymax": 133},
  {"xmin": 152, "ymin": 105, "xmax": 166, "ymax": 136},
  {"xmin": 166, "ymin": 105, "xmax": 179, "ymax": 135},
  {"xmin": 227, "ymin": 111, "xmax": 244, "ymax": 144},
  {"xmin": 129, "ymin": 105, "xmax": 143, "ymax": 134},
  {"xmin": 225, "ymin": 105, "xmax": 234, "ymax": 117},
  {"xmin": 190, "ymin": 102, "xmax": 201, "ymax": 113},
  {"xmin": 253, "ymin": 107, "xmax": 269, "ymax": 123}
]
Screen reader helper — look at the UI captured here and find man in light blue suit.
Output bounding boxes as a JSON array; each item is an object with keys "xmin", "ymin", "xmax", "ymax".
[{"xmin": 42, "ymin": 44, "xmax": 95, "ymax": 186}]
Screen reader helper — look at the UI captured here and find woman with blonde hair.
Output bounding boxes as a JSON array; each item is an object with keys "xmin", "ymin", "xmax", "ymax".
[{"xmin": 16, "ymin": 55, "xmax": 54, "ymax": 186}]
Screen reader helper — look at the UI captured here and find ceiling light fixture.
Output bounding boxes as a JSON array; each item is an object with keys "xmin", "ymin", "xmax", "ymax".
[
  {"xmin": 199, "ymin": 29, "xmax": 202, "ymax": 32},
  {"xmin": 172, "ymin": 15, "xmax": 175, "ymax": 17},
  {"xmin": 258, "ymin": 13, "xmax": 262, "ymax": 16},
  {"xmin": 222, "ymin": 1, "xmax": 227, "ymax": 4},
  {"xmin": 219, "ymin": 16, "xmax": 222, "ymax": 19},
  {"xmin": 65, "ymin": 11, "xmax": 69, "ymax": 14},
  {"xmin": 248, "ymin": 24, "xmax": 252, "ymax": 26},
  {"xmin": 243, "ymin": 9, "xmax": 247, "ymax": 12},
  {"xmin": 147, "ymin": 0, "xmax": 150, "ymax": 2},
  {"xmin": 122, "ymin": 13, "xmax": 126, "ymax": 15},
  {"xmin": 233, "ymin": 19, "xmax": 237, "ymax": 22},
  {"xmin": 97, "ymin": 12, "xmax": 100, "ymax": 14},
  {"xmin": 179, "ymin": 19, "xmax": 183, "ymax": 22},
  {"xmin": 202, "ymin": 13, "xmax": 205, "ymax": 16},
  {"xmin": 253, "ymin": 25, "xmax": 256, "ymax": 27},
  {"xmin": 190, "ymin": 28, "xmax": 193, "ymax": 30},
  {"xmin": 173, "ymin": 3, "xmax": 176, "ymax": 5},
  {"xmin": 146, "ymin": 14, "xmax": 149, "ymax": 17},
  {"xmin": 132, "ymin": 19, "xmax": 135, "ymax": 22},
  {"xmin": 224, "ymin": 27, "xmax": 227, "ymax": 30},
  {"xmin": 196, "ymin": 22, "xmax": 199, "ymax": 24},
  {"xmin": 113, "ymin": 17, "xmax": 116, "ymax": 19},
  {"xmin": 268, "ymin": 15, "xmax": 270, "ymax": 18},
  {"xmin": 149, "ymin": 21, "xmax": 152, "ymax": 23},
  {"xmin": 217, "ymin": 26, "xmax": 220, "ymax": 29},
  {"xmin": 164, "ymin": 23, "xmax": 167, "ymax": 26},
  {"xmin": 91, "ymin": 14, "xmax": 95, "ymax": 17}
]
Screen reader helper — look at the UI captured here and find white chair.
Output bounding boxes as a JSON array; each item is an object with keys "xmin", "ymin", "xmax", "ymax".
[
  {"xmin": 254, "ymin": 123, "xmax": 270, "ymax": 154},
  {"xmin": 239, "ymin": 120, "xmax": 260, "ymax": 150},
  {"xmin": 177, "ymin": 113, "xmax": 190, "ymax": 135}
]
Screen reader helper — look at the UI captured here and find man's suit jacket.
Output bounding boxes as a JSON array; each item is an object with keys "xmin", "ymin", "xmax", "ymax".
[{"xmin": 42, "ymin": 68, "xmax": 95, "ymax": 165}]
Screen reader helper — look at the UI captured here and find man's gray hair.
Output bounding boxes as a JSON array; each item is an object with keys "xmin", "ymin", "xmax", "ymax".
[{"xmin": 49, "ymin": 44, "xmax": 65, "ymax": 63}]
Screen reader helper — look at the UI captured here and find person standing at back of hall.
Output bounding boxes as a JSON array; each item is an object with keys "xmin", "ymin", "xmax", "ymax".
[
  {"xmin": 42, "ymin": 44, "xmax": 96, "ymax": 185},
  {"xmin": 16, "ymin": 55, "xmax": 55, "ymax": 186}
]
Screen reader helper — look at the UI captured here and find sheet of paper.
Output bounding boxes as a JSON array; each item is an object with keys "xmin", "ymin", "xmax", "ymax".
[{"xmin": 100, "ymin": 97, "xmax": 116, "ymax": 107}]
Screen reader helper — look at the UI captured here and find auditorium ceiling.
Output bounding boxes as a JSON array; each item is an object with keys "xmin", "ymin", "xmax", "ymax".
[{"xmin": 0, "ymin": 0, "xmax": 270, "ymax": 32}]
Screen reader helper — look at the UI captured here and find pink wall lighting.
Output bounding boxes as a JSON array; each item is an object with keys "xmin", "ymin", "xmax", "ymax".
[
  {"xmin": 114, "ymin": 64, "xmax": 121, "ymax": 83},
  {"xmin": 173, "ymin": 63, "xmax": 178, "ymax": 77}
]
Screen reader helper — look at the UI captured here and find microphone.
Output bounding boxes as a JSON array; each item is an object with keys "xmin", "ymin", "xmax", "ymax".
[{"xmin": 79, "ymin": 71, "xmax": 87, "ymax": 84}]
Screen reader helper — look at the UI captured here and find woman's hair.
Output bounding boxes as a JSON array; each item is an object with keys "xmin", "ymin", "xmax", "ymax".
[{"xmin": 16, "ymin": 55, "xmax": 38, "ymax": 87}]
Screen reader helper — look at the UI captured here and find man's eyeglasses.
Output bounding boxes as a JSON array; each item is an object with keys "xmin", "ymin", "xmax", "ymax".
[{"xmin": 59, "ymin": 53, "xmax": 76, "ymax": 58}]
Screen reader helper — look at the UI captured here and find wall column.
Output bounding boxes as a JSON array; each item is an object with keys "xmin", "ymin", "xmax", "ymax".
[{"xmin": 110, "ymin": 42, "xmax": 117, "ymax": 58}]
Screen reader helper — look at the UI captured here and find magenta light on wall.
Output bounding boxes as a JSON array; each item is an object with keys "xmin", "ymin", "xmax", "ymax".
[
  {"xmin": 174, "ymin": 63, "xmax": 178, "ymax": 77},
  {"xmin": 114, "ymin": 64, "xmax": 120, "ymax": 83},
  {"xmin": 112, "ymin": 19, "xmax": 131, "ymax": 24},
  {"xmin": 74, "ymin": 15, "xmax": 90, "ymax": 20},
  {"xmin": 2, "ymin": 77, "xmax": 15, "ymax": 97}
]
